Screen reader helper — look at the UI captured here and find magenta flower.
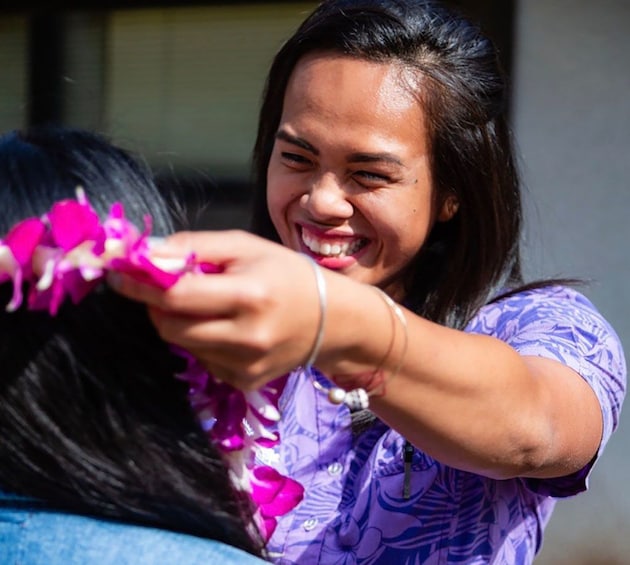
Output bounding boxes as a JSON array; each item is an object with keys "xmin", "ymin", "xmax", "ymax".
[
  {"xmin": 174, "ymin": 349, "xmax": 303, "ymax": 537},
  {"xmin": 176, "ymin": 349, "xmax": 287, "ymax": 453},
  {"xmin": 47, "ymin": 193, "xmax": 105, "ymax": 252},
  {"xmin": 250, "ymin": 465, "xmax": 305, "ymax": 540},
  {"xmin": 3, "ymin": 217, "xmax": 46, "ymax": 265},
  {"xmin": 0, "ymin": 188, "xmax": 203, "ymax": 314},
  {"xmin": 0, "ymin": 217, "xmax": 46, "ymax": 311}
]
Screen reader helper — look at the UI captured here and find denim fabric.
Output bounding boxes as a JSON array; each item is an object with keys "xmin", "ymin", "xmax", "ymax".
[{"xmin": 0, "ymin": 493, "xmax": 268, "ymax": 564}]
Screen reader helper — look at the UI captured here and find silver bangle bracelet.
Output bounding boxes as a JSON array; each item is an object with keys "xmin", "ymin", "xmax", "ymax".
[{"xmin": 302, "ymin": 254, "xmax": 327, "ymax": 370}]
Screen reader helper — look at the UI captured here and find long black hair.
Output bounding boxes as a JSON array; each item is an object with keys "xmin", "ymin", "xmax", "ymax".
[
  {"xmin": 0, "ymin": 126, "xmax": 264, "ymax": 556},
  {"xmin": 252, "ymin": 0, "xmax": 524, "ymax": 329}
]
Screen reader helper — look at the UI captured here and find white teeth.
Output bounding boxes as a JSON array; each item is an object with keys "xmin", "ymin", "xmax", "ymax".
[{"xmin": 302, "ymin": 230, "xmax": 364, "ymax": 257}]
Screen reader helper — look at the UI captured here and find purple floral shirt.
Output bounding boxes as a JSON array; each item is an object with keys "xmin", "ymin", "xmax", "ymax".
[{"xmin": 262, "ymin": 287, "xmax": 626, "ymax": 564}]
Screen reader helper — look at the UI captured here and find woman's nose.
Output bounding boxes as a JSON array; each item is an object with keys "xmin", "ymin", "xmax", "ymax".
[{"xmin": 300, "ymin": 173, "xmax": 353, "ymax": 221}]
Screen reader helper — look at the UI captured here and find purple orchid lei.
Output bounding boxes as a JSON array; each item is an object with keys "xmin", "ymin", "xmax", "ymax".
[{"xmin": 0, "ymin": 188, "xmax": 304, "ymax": 541}]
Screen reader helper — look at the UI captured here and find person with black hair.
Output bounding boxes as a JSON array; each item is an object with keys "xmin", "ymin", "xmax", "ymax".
[
  {"xmin": 111, "ymin": 1, "xmax": 626, "ymax": 563},
  {"xmin": 0, "ymin": 126, "xmax": 270, "ymax": 564}
]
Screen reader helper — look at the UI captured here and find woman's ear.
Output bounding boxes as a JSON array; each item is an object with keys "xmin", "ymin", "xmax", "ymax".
[{"xmin": 437, "ymin": 194, "xmax": 459, "ymax": 222}]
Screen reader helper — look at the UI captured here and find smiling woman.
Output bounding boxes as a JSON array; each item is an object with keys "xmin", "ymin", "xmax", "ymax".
[{"xmin": 109, "ymin": 1, "xmax": 626, "ymax": 564}]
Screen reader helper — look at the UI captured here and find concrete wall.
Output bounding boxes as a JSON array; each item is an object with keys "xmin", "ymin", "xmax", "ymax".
[{"xmin": 512, "ymin": 1, "xmax": 630, "ymax": 562}]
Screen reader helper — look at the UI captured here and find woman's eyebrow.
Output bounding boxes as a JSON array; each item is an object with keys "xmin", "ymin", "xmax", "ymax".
[
  {"xmin": 275, "ymin": 129, "xmax": 404, "ymax": 166},
  {"xmin": 275, "ymin": 129, "xmax": 319, "ymax": 155},
  {"xmin": 347, "ymin": 153, "xmax": 404, "ymax": 166}
]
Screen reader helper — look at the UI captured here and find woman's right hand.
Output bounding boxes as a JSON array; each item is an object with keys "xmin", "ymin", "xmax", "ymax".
[{"xmin": 109, "ymin": 230, "xmax": 369, "ymax": 390}]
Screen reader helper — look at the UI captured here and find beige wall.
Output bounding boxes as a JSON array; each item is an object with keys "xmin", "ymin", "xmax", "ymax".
[{"xmin": 513, "ymin": 1, "xmax": 630, "ymax": 562}]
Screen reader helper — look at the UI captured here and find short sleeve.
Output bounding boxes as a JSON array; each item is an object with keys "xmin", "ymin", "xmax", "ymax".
[{"xmin": 469, "ymin": 286, "xmax": 626, "ymax": 498}]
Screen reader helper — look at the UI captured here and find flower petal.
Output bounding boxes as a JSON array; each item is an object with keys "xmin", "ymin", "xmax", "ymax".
[
  {"xmin": 48, "ymin": 199, "xmax": 103, "ymax": 251},
  {"xmin": 260, "ymin": 516, "xmax": 277, "ymax": 542},
  {"xmin": 4, "ymin": 217, "xmax": 46, "ymax": 266},
  {"xmin": 250, "ymin": 465, "xmax": 305, "ymax": 518},
  {"xmin": 250, "ymin": 466, "xmax": 285, "ymax": 505},
  {"xmin": 109, "ymin": 254, "xmax": 183, "ymax": 289}
]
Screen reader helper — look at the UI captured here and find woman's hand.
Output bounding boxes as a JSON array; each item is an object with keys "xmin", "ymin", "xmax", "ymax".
[{"xmin": 109, "ymin": 230, "xmax": 328, "ymax": 390}]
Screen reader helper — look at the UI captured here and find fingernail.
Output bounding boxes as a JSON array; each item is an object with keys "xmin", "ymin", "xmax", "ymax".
[
  {"xmin": 147, "ymin": 236, "xmax": 167, "ymax": 249},
  {"xmin": 146, "ymin": 236, "xmax": 184, "ymax": 257}
]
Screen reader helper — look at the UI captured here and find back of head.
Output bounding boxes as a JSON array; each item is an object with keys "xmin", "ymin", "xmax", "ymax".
[
  {"xmin": 252, "ymin": 0, "xmax": 522, "ymax": 327},
  {"xmin": 0, "ymin": 126, "xmax": 262, "ymax": 555},
  {"xmin": 0, "ymin": 126, "xmax": 174, "ymax": 236}
]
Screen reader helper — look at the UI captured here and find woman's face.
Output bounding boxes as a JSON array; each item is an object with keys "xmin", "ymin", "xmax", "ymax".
[{"xmin": 267, "ymin": 53, "xmax": 452, "ymax": 299}]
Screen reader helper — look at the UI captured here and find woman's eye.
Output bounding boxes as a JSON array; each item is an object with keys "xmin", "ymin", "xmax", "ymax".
[
  {"xmin": 281, "ymin": 152, "xmax": 312, "ymax": 166},
  {"xmin": 355, "ymin": 170, "xmax": 391, "ymax": 184}
]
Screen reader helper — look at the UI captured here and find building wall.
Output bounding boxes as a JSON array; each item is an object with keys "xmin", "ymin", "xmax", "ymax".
[{"xmin": 512, "ymin": 1, "xmax": 630, "ymax": 562}]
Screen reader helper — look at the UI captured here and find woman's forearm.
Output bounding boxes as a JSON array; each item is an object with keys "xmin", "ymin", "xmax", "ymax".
[{"xmin": 317, "ymin": 271, "xmax": 603, "ymax": 479}]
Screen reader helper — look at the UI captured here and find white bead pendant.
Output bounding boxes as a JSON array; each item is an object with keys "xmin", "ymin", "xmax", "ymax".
[
  {"xmin": 327, "ymin": 387, "xmax": 347, "ymax": 405},
  {"xmin": 326, "ymin": 387, "xmax": 370, "ymax": 411}
]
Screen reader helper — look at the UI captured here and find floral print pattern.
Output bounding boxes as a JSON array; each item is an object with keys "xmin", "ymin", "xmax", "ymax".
[{"xmin": 264, "ymin": 286, "xmax": 626, "ymax": 564}]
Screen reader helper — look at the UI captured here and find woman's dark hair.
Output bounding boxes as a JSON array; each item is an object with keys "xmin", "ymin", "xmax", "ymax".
[
  {"xmin": 0, "ymin": 126, "xmax": 264, "ymax": 556},
  {"xmin": 252, "ymin": 0, "xmax": 523, "ymax": 329}
]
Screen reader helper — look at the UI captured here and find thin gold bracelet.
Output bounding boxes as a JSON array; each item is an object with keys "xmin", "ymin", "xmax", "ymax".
[{"xmin": 371, "ymin": 286, "xmax": 408, "ymax": 397}]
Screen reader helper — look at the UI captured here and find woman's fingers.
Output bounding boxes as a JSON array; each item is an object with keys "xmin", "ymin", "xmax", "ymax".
[
  {"xmin": 148, "ymin": 307, "xmax": 307, "ymax": 389},
  {"xmin": 110, "ymin": 268, "xmax": 248, "ymax": 317},
  {"xmin": 108, "ymin": 229, "xmax": 327, "ymax": 389},
  {"xmin": 110, "ymin": 230, "xmax": 300, "ymax": 314}
]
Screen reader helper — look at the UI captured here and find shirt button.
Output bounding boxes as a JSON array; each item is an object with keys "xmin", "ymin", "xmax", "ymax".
[
  {"xmin": 327, "ymin": 461, "xmax": 343, "ymax": 476},
  {"xmin": 303, "ymin": 518, "xmax": 319, "ymax": 531}
]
